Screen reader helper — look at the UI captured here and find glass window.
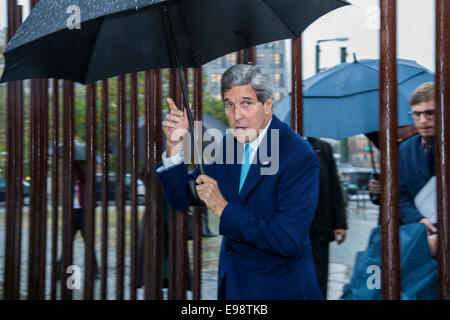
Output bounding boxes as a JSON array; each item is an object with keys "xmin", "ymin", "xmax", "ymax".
[
  {"xmin": 225, "ymin": 53, "xmax": 237, "ymax": 66},
  {"xmin": 274, "ymin": 73, "xmax": 281, "ymax": 83},
  {"xmin": 271, "ymin": 54, "xmax": 281, "ymax": 66},
  {"xmin": 256, "ymin": 53, "xmax": 265, "ymax": 65},
  {"xmin": 215, "ymin": 57, "xmax": 223, "ymax": 67},
  {"xmin": 209, "ymin": 74, "xmax": 221, "ymax": 83}
]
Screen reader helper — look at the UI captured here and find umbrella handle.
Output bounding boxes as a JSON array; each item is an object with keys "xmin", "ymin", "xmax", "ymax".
[
  {"xmin": 161, "ymin": 4, "xmax": 205, "ymax": 174},
  {"xmin": 161, "ymin": 5, "xmax": 205, "ymax": 176}
]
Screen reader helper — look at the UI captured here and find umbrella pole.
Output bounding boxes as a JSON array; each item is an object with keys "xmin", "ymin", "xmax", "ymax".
[
  {"xmin": 161, "ymin": 5, "xmax": 205, "ymax": 176},
  {"xmin": 368, "ymin": 139, "xmax": 380, "ymax": 204},
  {"xmin": 368, "ymin": 140, "xmax": 377, "ymax": 175}
]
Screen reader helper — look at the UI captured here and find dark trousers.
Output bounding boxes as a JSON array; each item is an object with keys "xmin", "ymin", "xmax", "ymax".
[
  {"xmin": 72, "ymin": 209, "xmax": 100, "ymax": 273},
  {"xmin": 311, "ymin": 242, "xmax": 330, "ymax": 299},
  {"xmin": 57, "ymin": 208, "xmax": 99, "ymax": 275}
]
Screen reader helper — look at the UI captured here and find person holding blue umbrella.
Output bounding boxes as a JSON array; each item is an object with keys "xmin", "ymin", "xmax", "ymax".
[{"xmin": 342, "ymin": 82, "xmax": 439, "ymax": 300}]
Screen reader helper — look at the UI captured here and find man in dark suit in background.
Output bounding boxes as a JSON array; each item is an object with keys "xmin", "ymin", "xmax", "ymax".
[
  {"xmin": 307, "ymin": 137, "xmax": 347, "ymax": 299},
  {"xmin": 398, "ymin": 82, "xmax": 437, "ymax": 234}
]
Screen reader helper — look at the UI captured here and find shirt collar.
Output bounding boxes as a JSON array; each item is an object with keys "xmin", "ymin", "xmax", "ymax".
[{"xmin": 247, "ymin": 117, "xmax": 272, "ymax": 153}]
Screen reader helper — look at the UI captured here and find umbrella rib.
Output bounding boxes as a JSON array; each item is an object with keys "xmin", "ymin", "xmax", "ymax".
[{"xmin": 83, "ymin": 17, "xmax": 106, "ymax": 84}]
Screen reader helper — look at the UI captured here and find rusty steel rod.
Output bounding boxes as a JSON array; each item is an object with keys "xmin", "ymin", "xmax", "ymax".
[
  {"xmin": 101, "ymin": 79, "xmax": 110, "ymax": 300},
  {"xmin": 28, "ymin": 77, "xmax": 48, "ymax": 299},
  {"xmin": 144, "ymin": 70, "xmax": 164, "ymax": 300},
  {"xmin": 116, "ymin": 75, "xmax": 126, "ymax": 300},
  {"xmin": 61, "ymin": 80, "xmax": 75, "ymax": 300},
  {"xmin": 130, "ymin": 73, "xmax": 139, "ymax": 299},
  {"xmin": 84, "ymin": 82, "xmax": 97, "ymax": 299},
  {"xmin": 291, "ymin": 38, "xmax": 303, "ymax": 135},
  {"xmin": 39, "ymin": 78, "xmax": 49, "ymax": 299},
  {"xmin": 379, "ymin": 0, "xmax": 401, "ymax": 300},
  {"xmin": 4, "ymin": 0, "xmax": 22, "ymax": 300},
  {"xmin": 193, "ymin": 68, "xmax": 203, "ymax": 300},
  {"xmin": 14, "ymin": 4, "xmax": 24, "ymax": 301},
  {"xmin": 50, "ymin": 79, "xmax": 59, "ymax": 300},
  {"xmin": 435, "ymin": 0, "xmax": 450, "ymax": 300},
  {"xmin": 167, "ymin": 69, "xmax": 176, "ymax": 300},
  {"xmin": 174, "ymin": 69, "xmax": 189, "ymax": 300},
  {"xmin": 237, "ymin": 47, "xmax": 256, "ymax": 65}
]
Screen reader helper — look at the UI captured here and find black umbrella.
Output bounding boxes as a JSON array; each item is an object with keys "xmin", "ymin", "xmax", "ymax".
[
  {"xmin": 2, "ymin": 0, "xmax": 349, "ymax": 199},
  {"xmin": 109, "ymin": 111, "xmax": 228, "ymax": 161},
  {"xmin": 1, "ymin": 0, "xmax": 349, "ymax": 83}
]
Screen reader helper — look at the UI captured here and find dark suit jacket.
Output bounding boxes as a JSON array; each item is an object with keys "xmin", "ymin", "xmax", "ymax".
[
  {"xmin": 399, "ymin": 134, "xmax": 433, "ymax": 224},
  {"xmin": 307, "ymin": 138, "xmax": 347, "ymax": 244},
  {"xmin": 155, "ymin": 116, "xmax": 322, "ymax": 300}
]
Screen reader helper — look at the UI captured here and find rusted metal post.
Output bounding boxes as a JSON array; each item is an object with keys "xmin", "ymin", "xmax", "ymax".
[
  {"xmin": 291, "ymin": 38, "xmax": 303, "ymax": 135},
  {"xmin": 379, "ymin": 0, "xmax": 401, "ymax": 300},
  {"xmin": 50, "ymin": 79, "xmax": 59, "ymax": 300},
  {"xmin": 176, "ymin": 69, "xmax": 189, "ymax": 300},
  {"xmin": 130, "ymin": 73, "xmax": 139, "ymax": 300},
  {"xmin": 167, "ymin": 69, "xmax": 176, "ymax": 300},
  {"xmin": 237, "ymin": 47, "xmax": 257, "ymax": 65},
  {"xmin": 28, "ymin": 75, "xmax": 49, "ymax": 300},
  {"xmin": 39, "ymin": 78, "xmax": 49, "ymax": 299},
  {"xmin": 116, "ymin": 75, "xmax": 126, "ymax": 300},
  {"xmin": 22, "ymin": 1, "xmax": 48, "ymax": 301},
  {"xmin": 84, "ymin": 82, "xmax": 97, "ymax": 299},
  {"xmin": 101, "ymin": 79, "xmax": 110, "ymax": 300},
  {"xmin": 4, "ymin": 0, "xmax": 23, "ymax": 300},
  {"xmin": 61, "ymin": 80, "xmax": 75, "ymax": 300},
  {"xmin": 435, "ymin": 0, "xmax": 450, "ymax": 300},
  {"xmin": 167, "ymin": 68, "xmax": 189, "ymax": 300},
  {"xmin": 144, "ymin": 70, "xmax": 163, "ymax": 300},
  {"xmin": 193, "ymin": 68, "xmax": 203, "ymax": 300}
]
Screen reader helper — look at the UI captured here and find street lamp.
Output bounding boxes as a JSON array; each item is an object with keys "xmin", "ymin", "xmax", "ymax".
[{"xmin": 315, "ymin": 37, "xmax": 349, "ymax": 73}]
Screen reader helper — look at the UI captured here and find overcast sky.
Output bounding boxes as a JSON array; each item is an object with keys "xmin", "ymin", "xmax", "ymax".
[{"xmin": 0, "ymin": 0, "xmax": 435, "ymax": 79}]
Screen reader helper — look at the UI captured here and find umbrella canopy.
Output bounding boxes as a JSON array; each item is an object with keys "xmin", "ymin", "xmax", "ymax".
[
  {"xmin": 273, "ymin": 59, "xmax": 434, "ymax": 140},
  {"xmin": 109, "ymin": 112, "xmax": 228, "ymax": 161},
  {"xmin": 1, "ymin": 0, "xmax": 349, "ymax": 84},
  {"xmin": 48, "ymin": 140, "xmax": 102, "ymax": 162}
]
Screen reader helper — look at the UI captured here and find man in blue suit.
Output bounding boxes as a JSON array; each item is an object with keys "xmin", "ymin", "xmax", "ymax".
[
  {"xmin": 399, "ymin": 82, "xmax": 438, "ymax": 235},
  {"xmin": 156, "ymin": 64, "xmax": 322, "ymax": 300}
]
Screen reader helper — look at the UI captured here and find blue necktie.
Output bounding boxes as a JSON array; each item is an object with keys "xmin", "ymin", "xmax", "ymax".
[{"xmin": 239, "ymin": 144, "xmax": 251, "ymax": 193}]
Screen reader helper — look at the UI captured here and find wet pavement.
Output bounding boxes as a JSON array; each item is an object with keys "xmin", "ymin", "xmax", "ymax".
[{"xmin": 0, "ymin": 199, "xmax": 379, "ymax": 300}]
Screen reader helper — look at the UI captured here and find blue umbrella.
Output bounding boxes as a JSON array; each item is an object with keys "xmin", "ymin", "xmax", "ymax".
[{"xmin": 274, "ymin": 59, "xmax": 434, "ymax": 139}]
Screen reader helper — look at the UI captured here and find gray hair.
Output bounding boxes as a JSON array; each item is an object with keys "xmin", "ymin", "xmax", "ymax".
[{"xmin": 221, "ymin": 64, "xmax": 272, "ymax": 103}]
